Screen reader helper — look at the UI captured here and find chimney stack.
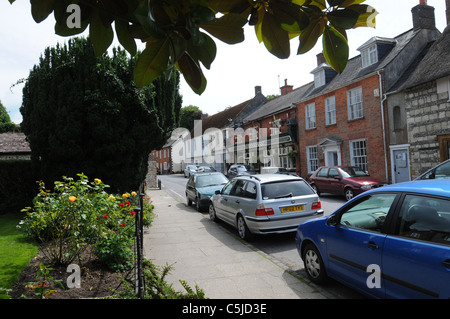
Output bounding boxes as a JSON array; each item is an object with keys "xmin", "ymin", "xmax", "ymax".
[
  {"xmin": 411, "ymin": 1, "xmax": 436, "ymax": 29},
  {"xmin": 446, "ymin": 0, "xmax": 450, "ymax": 25},
  {"xmin": 255, "ymin": 85, "xmax": 262, "ymax": 96},
  {"xmin": 316, "ymin": 52, "xmax": 326, "ymax": 65},
  {"xmin": 280, "ymin": 79, "xmax": 293, "ymax": 96}
]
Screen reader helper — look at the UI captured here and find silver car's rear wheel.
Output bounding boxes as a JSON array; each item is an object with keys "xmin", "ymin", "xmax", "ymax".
[
  {"xmin": 209, "ymin": 204, "xmax": 217, "ymax": 222},
  {"xmin": 237, "ymin": 215, "xmax": 252, "ymax": 241}
]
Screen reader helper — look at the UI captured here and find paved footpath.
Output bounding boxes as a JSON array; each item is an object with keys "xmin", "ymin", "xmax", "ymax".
[{"xmin": 143, "ymin": 187, "xmax": 329, "ymax": 299}]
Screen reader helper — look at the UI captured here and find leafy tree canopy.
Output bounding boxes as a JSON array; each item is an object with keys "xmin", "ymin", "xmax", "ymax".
[
  {"xmin": 179, "ymin": 105, "xmax": 204, "ymax": 131},
  {"xmin": 9, "ymin": 0, "xmax": 377, "ymax": 94},
  {"xmin": 0, "ymin": 99, "xmax": 20, "ymax": 132},
  {"xmin": 20, "ymin": 37, "xmax": 182, "ymax": 192}
]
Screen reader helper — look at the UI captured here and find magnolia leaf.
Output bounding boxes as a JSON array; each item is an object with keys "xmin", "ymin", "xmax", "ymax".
[
  {"xmin": 349, "ymin": 4, "xmax": 377, "ymax": 28},
  {"xmin": 176, "ymin": 53, "xmax": 207, "ymax": 94},
  {"xmin": 207, "ymin": 0, "xmax": 250, "ymax": 13},
  {"xmin": 115, "ymin": 20, "xmax": 137, "ymax": 56},
  {"xmin": 187, "ymin": 32, "xmax": 217, "ymax": 69},
  {"xmin": 327, "ymin": 8, "xmax": 360, "ymax": 29},
  {"xmin": 200, "ymin": 13, "xmax": 246, "ymax": 44},
  {"xmin": 134, "ymin": 0, "xmax": 165, "ymax": 39},
  {"xmin": 272, "ymin": 1, "xmax": 309, "ymax": 32},
  {"xmin": 254, "ymin": 6, "xmax": 265, "ymax": 43},
  {"xmin": 134, "ymin": 38, "xmax": 170, "ymax": 87},
  {"xmin": 262, "ymin": 13, "xmax": 290, "ymax": 59},
  {"xmin": 339, "ymin": 0, "xmax": 366, "ymax": 8},
  {"xmin": 322, "ymin": 24, "xmax": 349, "ymax": 73},
  {"xmin": 89, "ymin": 12, "xmax": 114, "ymax": 57},
  {"xmin": 297, "ymin": 17, "xmax": 325, "ymax": 54},
  {"xmin": 30, "ymin": 0, "xmax": 55, "ymax": 23}
]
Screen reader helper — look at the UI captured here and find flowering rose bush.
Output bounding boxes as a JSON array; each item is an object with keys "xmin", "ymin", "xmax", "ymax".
[{"xmin": 19, "ymin": 173, "xmax": 153, "ymax": 271}]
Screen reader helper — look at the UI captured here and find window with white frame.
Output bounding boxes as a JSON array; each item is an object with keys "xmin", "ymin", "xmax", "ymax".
[
  {"xmin": 314, "ymin": 70, "xmax": 325, "ymax": 88},
  {"xmin": 306, "ymin": 146, "xmax": 318, "ymax": 174},
  {"xmin": 347, "ymin": 87, "xmax": 363, "ymax": 120},
  {"xmin": 350, "ymin": 139, "xmax": 368, "ymax": 172},
  {"xmin": 305, "ymin": 103, "xmax": 316, "ymax": 129},
  {"xmin": 361, "ymin": 44, "xmax": 378, "ymax": 68},
  {"xmin": 325, "ymin": 96, "xmax": 336, "ymax": 125}
]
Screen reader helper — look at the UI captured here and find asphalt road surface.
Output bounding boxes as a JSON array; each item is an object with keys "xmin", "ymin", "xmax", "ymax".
[{"xmin": 156, "ymin": 174, "xmax": 366, "ymax": 299}]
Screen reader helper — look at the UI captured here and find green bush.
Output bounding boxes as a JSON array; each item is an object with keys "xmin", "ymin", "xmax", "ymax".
[{"xmin": 18, "ymin": 173, "xmax": 153, "ymax": 271}]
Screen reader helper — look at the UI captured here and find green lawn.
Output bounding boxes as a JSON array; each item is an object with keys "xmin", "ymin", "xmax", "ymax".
[{"xmin": 0, "ymin": 214, "xmax": 38, "ymax": 290}]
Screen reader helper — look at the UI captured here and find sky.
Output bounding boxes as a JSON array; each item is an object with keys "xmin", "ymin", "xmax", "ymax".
[{"xmin": 0, "ymin": 0, "xmax": 448, "ymax": 124}]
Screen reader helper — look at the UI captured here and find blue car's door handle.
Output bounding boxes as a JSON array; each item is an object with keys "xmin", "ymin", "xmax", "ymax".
[{"xmin": 366, "ymin": 241, "xmax": 379, "ymax": 249}]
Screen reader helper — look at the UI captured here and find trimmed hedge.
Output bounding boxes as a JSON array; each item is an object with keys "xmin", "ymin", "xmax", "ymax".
[{"xmin": 0, "ymin": 161, "xmax": 39, "ymax": 214}]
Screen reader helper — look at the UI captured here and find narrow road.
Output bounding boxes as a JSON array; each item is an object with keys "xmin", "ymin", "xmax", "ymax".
[{"xmin": 156, "ymin": 174, "xmax": 366, "ymax": 299}]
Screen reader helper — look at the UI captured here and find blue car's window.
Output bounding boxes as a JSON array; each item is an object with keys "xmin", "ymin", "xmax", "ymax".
[
  {"xmin": 340, "ymin": 194, "xmax": 397, "ymax": 231},
  {"xmin": 195, "ymin": 174, "xmax": 228, "ymax": 187},
  {"xmin": 396, "ymin": 195, "xmax": 450, "ymax": 245}
]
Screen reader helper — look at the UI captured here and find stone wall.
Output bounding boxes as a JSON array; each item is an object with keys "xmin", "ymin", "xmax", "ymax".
[
  {"xmin": 405, "ymin": 81, "xmax": 450, "ymax": 178},
  {"xmin": 146, "ymin": 153, "xmax": 158, "ymax": 188}
]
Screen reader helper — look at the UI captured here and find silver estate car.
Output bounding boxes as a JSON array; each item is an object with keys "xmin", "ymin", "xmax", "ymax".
[{"xmin": 208, "ymin": 174, "xmax": 324, "ymax": 240}]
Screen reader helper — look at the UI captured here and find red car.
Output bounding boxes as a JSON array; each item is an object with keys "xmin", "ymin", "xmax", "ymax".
[{"xmin": 309, "ymin": 166, "xmax": 386, "ymax": 201}]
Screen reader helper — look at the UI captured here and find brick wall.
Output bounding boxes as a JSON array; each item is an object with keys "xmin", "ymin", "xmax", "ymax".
[{"xmin": 297, "ymin": 74, "xmax": 388, "ymax": 181}]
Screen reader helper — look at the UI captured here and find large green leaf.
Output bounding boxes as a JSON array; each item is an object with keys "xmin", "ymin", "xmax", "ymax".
[
  {"xmin": 327, "ymin": 8, "xmax": 360, "ymax": 29},
  {"xmin": 176, "ymin": 53, "xmax": 207, "ymax": 94},
  {"xmin": 349, "ymin": 4, "xmax": 377, "ymax": 28},
  {"xmin": 297, "ymin": 17, "xmax": 325, "ymax": 54},
  {"xmin": 271, "ymin": 1, "xmax": 309, "ymax": 32},
  {"xmin": 187, "ymin": 32, "xmax": 217, "ymax": 70},
  {"xmin": 89, "ymin": 12, "xmax": 114, "ymax": 57},
  {"xmin": 200, "ymin": 13, "xmax": 246, "ymax": 44},
  {"xmin": 322, "ymin": 24, "xmax": 349, "ymax": 72},
  {"xmin": 206, "ymin": 0, "xmax": 249, "ymax": 13},
  {"xmin": 134, "ymin": 0, "xmax": 166, "ymax": 39},
  {"xmin": 30, "ymin": 0, "xmax": 55, "ymax": 23},
  {"xmin": 262, "ymin": 13, "xmax": 290, "ymax": 59},
  {"xmin": 134, "ymin": 38, "xmax": 170, "ymax": 87},
  {"xmin": 339, "ymin": 0, "xmax": 366, "ymax": 8},
  {"xmin": 115, "ymin": 20, "xmax": 137, "ymax": 56}
]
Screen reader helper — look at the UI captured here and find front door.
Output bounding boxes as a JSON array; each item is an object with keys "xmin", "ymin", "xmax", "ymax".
[{"xmin": 392, "ymin": 149, "xmax": 410, "ymax": 183}]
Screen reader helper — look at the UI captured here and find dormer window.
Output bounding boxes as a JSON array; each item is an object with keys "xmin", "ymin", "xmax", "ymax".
[
  {"xmin": 361, "ymin": 44, "xmax": 378, "ymax": 68},
  {"xmin": 314, "ymin": 71, "xmax": 325, "ymax": 88},
  {"xmin": 358, "ymin": 36, "xmax": 396, "ymax": 69},
  {"xmin": 311, "ymin": 63, "xmax": 336, "ymax": 88}
]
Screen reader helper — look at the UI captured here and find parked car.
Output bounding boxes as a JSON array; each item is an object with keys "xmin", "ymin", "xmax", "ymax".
[
  {"xmin": 185, "ymin": 172, "xmax": 229, "ymax": 211},
  {"xmin": 197, "ymin": 166, "xmax": 216, "ymax": 173},
  {"xmin": 209, "ymin": 174, "xmax": 323, "ymax": 240},
  {"xmin": 260, "ymin": 166, "xmax": 298, "ymax": 176},
  {"xmin": 295, "ymin": 179, "xmax": 450, "ymax": 299},
  {"xmin": 227, "ymin": 164, "xmax": 255, "ymax": 179},
  {"xmin": 309, "ymin": 166, "xmax": 386, "ymax": 201},
  {"xmin": 184, "ymin": 165, "xmax": 200, "ymax": 178},
  {"xmin": 415, "ymin": 159, "xmax": 450, "ymax": 180}
]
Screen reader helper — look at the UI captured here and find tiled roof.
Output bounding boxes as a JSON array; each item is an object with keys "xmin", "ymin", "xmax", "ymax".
[{"xmin": 0, "ymin": 133, "xmax": 30, "ymax": 154}]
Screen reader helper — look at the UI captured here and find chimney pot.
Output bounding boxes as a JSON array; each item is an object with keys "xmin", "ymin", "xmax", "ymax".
[{"xmin": 316, "ymin": 52, "xmax": 326, "ymax": 66}]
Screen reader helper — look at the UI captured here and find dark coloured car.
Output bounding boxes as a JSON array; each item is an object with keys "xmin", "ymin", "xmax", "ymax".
[
  {"xmin": 185, "ymin": 172, "xmax": 229, "ymax": 211},
  {"xmin": 227, "ymin": 164, "xmax": 255, "ymax": 179},
  {"xmin": 295, "ymin": 179, "xmax": 450, "ymax": 299},
  {"xmin": 415, "ymin": 159, "xmax": 450, "ymax": 180},
  {"xmin": 309, "ymin": 166, "xmax": 386, "ymax": 201}
]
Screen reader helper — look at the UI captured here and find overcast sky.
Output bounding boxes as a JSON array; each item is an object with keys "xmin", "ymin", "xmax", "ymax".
[{"xmin": 0, "ymin": 0, "xmax": 448, "ymax": 124}]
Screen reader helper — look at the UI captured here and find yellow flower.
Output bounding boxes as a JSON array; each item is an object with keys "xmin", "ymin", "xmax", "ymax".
[
  {"xmin": 131, "ymin": 191, "xmax": 137, "ymax": 197},
  {"xmin": 108, "ymin": 195, "xmax": 116, "ymax": 201},
  {"xmin": 69, "ymin": 196, "xmax": 77, "ymax": 202},
  {"xmin": 94, "ymin": 178, "xmax": 102, "ymax": 184},
  {"xmin": 122, "ymin": 193, "xmax": 130, "ymax": 198}
]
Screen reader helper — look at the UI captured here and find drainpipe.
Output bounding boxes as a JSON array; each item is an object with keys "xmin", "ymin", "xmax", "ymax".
[{"xmin": 377, "ymin": 71, "xmax": 389, "ymax": 183}]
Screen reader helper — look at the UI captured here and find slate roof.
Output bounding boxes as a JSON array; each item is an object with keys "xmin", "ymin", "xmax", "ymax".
[
  {"xmin": 395, "ymin": 24, "xmax": 450, "ymax": 91},
  {"xmin": 242, "ymin": 26, "xmax": 441, "ymax": 124},
  {"xmin": 0, "ymin": 133, "xmax": 30, "ymax": 154}
]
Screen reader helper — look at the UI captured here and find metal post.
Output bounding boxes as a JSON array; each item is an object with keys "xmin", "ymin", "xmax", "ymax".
[{"xmin": 134, "ymin": 182, "xmax": 145, "ymax": 299}]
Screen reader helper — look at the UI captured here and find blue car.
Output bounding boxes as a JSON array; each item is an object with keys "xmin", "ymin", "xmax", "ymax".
[{"xmin": 295, "ymin": 179, "xmax": 450, "ymax": 299}]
